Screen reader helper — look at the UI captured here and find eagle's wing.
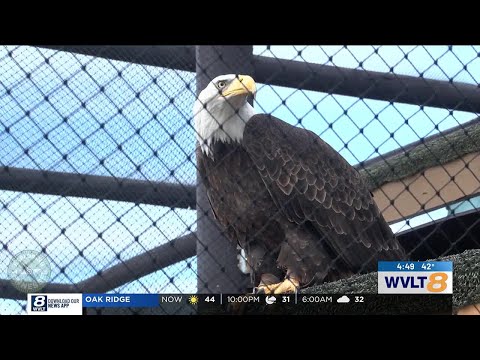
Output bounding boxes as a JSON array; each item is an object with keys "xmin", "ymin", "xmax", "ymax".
[{"xmin": 243, "ymin": 114, "xmax": 405, "ymax": 272}]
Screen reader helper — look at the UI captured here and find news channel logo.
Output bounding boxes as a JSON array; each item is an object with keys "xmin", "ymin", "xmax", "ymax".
[
  {"xmin": 378, "ymin": 261, "xmax": 453, "ymax": 294},
  {"xmin": 31, "ymin": 295, "xmax": 48, "ymax": 312},
  {"xmin": 27, "ymin": 294, "xmax": 83, "ymax": 315},
  {"xmin": 7, "ymin": 250, "xmax": 51, "ymax": 293}
]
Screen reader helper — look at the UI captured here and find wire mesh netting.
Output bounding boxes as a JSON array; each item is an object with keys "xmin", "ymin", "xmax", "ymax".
[{"xmin": 1, "ymin": 45, "xmax": 479, "ymax": 314}]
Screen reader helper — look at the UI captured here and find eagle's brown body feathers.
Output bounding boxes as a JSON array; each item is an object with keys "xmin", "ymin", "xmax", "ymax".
[{"xmin": 197, "ymin": 114, "xmax": 405, "ymax": 288}]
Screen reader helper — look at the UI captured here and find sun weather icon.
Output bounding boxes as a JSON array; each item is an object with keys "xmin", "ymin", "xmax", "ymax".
[{"xmin": 188, "ymin": 295, "xmax": 199, "ymax": 305}]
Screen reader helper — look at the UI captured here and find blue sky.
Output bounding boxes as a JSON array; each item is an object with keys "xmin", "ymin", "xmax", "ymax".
[{"xmin": 0, "ymin": 45, "xmax": 479, "ymax": 314}]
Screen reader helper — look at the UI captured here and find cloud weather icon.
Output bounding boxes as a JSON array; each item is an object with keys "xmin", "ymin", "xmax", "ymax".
[
  {"xmin": 337, "ymin": 295, "xmax": 350, "ymax": 303},
  {"xmin": 265, "ymin": 296, "xmax": 276, "ymax": 305}
]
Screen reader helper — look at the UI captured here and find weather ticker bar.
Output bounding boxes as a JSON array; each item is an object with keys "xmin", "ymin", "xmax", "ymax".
[{"xmin": 74, "ymin": 293, "xmax": 452, "ymax": 315}]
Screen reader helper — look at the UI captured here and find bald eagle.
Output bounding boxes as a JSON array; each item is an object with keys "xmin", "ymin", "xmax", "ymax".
[{"xmin": 194, "ymin": 74, "xmax": 406, "ymax": 294}]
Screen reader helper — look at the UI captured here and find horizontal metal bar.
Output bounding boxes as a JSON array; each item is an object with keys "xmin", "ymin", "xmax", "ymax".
[
  {"xmin": 254, "ymin": 56, "xmax": 480, "ymax": 114},
  {"xmin": 0, "ymin": 166, "xmax": 196, "ymax": 209},
  {"xmin": 39, "ymin": 46, "xmax": 480, "ymax": 113},
  {"xmin": 40, "ymin": 45, "xmax": 195, "ymax": 72},
  {"xmin": 0, "ymin": 232, "xmax": 197, "ymax": 300}
]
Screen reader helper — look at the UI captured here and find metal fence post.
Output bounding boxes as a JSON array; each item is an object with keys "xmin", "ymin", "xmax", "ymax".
[{"xmin": 195, "ymin": 46, "xmax": 254, "ymax": 293}]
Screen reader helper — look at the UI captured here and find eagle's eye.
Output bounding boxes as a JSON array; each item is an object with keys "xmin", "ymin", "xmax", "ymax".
[{"xmin": 217, "ymin": 80, "xmax": 227, "ymax": 89}]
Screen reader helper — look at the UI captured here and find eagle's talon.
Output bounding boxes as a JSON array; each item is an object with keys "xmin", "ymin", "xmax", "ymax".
[{"xmin": 254, "ymin": 278, "xmax": 300, "ymax": 294}]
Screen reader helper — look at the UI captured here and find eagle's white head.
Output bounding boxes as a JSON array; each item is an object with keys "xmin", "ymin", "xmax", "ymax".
[{"xmin": 193, "ymin": 74, "xmax": 257, "ymax": 156}]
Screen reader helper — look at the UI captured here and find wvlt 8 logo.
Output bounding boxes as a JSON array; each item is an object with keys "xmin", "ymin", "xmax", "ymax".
[
  {"xmin": 378, "ymin": 261, "xmax": 453, "ymax": 294},
  {"xmin": 31, "ymin": 295, "xmax": 48, "ymax": 312}
]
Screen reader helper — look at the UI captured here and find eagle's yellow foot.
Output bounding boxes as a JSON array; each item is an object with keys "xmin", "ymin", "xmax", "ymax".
[
  {"xmin": 254, "ymin": 277, "xmax": 300, "ymax": 294},
  {"xmin": 228, "ymin": 275, "xmax": 279, "ymax": 314}
]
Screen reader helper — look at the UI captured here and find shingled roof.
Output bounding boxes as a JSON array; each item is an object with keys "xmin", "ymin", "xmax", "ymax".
[{"xmin": 359, "ymin": 116, "xmax": 480, "ymax": 190}]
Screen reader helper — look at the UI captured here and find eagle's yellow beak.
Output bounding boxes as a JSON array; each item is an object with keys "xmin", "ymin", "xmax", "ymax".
[{"xmin": 222, "ymin": 75, "xmax": 256, "ymax": 98}]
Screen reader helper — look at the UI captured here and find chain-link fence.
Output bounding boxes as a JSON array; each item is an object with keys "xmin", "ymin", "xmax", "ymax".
[{"xmin": 1, "ymin": 45, "xmax": 479, "ymax": 315}]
